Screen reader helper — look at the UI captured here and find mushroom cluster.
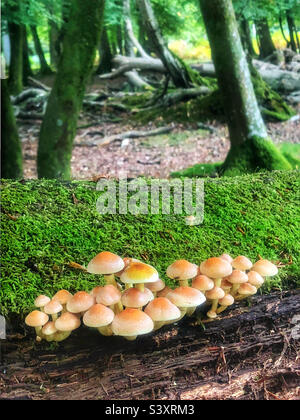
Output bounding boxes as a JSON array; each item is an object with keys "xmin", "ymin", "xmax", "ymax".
[{"xmin": 25, "ymin": 252, "xmax": 279, "ymax": 342}]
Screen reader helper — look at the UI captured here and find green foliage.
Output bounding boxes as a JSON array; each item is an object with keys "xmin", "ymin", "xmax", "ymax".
[{"xmin": 1, "ymin": 171, "xmax": 299, "ymax": 321}]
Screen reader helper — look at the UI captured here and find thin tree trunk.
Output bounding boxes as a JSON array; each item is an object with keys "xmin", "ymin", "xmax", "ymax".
[
  {"xmin": 49, "ymin": 20, "xmax": 61, "ymax": 69},
  {"xmin": 1, "ymin": 79, "xmax": 23, "ymax": 178},
  {"xmin": 199, "ymin": 0, "xmax": 291, "ymax": 176},
  {"xmin": 30, "ymin": 26, "xmax": 52, "ymax": 75},
  {"xmin": 22, "ymin": 26, "xmax": 33, "ymax": 84},
  {"xmin": 136, "ymin": 0, "xmax": 196, "ymax": 88},
  {"xmin": 238, "ymin": 17, "xmax": 256, "ymax": 57},
  {"xmin": 96, "ymin": 27, "xmax": 113, "ymax": 74},
  {"xmin": 279, "ymin": 13, "xmax": 290, "ymax": 48},
  {"xmin": 8, "ymin": 20, "xmax": 23, "ymax": 95},
  {"xmin": 286, "ymin": 10, "xmax": 297, "ymax": 52},
  {"xmin": 256, "ymin": 18, "xmax": 276, "ymax": 59},
  {"xmin": 37, "ymin": 0, "xmax": 105, "ymax": 179}
]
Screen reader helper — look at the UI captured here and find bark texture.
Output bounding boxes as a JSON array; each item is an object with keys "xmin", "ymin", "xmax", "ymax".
[
  {"xmin": 1, "ymin": 79, "xmax": 23, "ymax": 178},
  {"xmin": 199, "ymin": 0, "xmax": 291, "ymax": 175},
  {"xmin": 37, "ymin": 0, "xmax": 105, "ymax": 179},
  {"xmin": 8, "ymin": 21, "xmax": 23, "ymax": 95},
  {"xmin": 256, "ymin": 19, "xmax": 277, "ymax": 59},
  {"xmin": 1, "ymin": 290, "xmax": 299, "ymax": 400}
]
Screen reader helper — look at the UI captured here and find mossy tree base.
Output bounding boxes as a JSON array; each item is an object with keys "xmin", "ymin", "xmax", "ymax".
[{"xmin": 220, "ymin": 136, "xmax": 292, "ymax": 177}]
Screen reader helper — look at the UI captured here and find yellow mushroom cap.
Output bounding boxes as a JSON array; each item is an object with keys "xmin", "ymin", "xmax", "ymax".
[
  {"xmin": 146, "ymin": 279, "xmax": 165, "ymax": 293},
  {"xmin": 166, "ymin": 260, "xmax": 198, "ymax": 280},
  {"xmin": 144, "ymin": 297, "xmax": 181, "ymax": 322},
  {"xmin": 111, "ymin": 308, "xmax": 154, "ymax": 337},
  {"xmin": 34, "ymin": 295, "xmax": 51, "ymax": 308},
  {"xmin": 94, "ymin": 285, "xmax": 122, "ymax": 306},
  {"xmin": 232, "ymin": 256, "xmax": 253, "ymax": 271},
  {"xmin": 66, "ymin": 291, "xmax": 95, "ymax": 313},
  {"xmin": 42, "ymin": 321, "xmax": 58, "ymax": 336},
  {"xmin": 87, "ymin": 251, "xmax": 125, "ymax": 275},
  {"xmin": 200, "ymin": 257, "xmax": 232, "ymax": 279},
  {"xmin": 115, "ymin": 257, "xmax": 141, "ymax": 277},
  {"xmin": 52, "ymin": 290, "xmax": 73, "ymax": 305},
  {"xmin": 44, "ymin": 300, "xmax": 63, "ymax": 315},
  {"xmin": 252, "ymin": 259, "xmax": 278, "ymax": 277},
  {"xmin": 55, "ymin": 312, "xmax": 81, "ymax": 331},
  {"xmin": 83, "ymin": 304, "xmax": 114, "ymax": 328},
  {"xmin": 121, "ymin": 287, "xmax": 153, "ymax": 308},
  {"xmin": 219, "ymin": 294, "xmax": 235, "ymax": 306},
  {"xmin": 120, "ymin": 262, "xmax": 159, "ymax": 284},
  {"xmin": 219, "ymin": 253, "xmax": 233, "ymax": 264},
  {"xmin": 227, "ymin": 269, "xmax": 248, "ymax": 284},
  {"xmin": 238, "ymin": 283, "xmax": 257, "ymax": 295},
  {"xmin": 25, "ymin": 310, "xmax": 49, "ymax": 327},
  {"xmin": 205, "ymin": 286, "xmax": 225, "ymax": 300},
  {"xmin": 192, "ymin": 275, "xmax": 214, "ymax": 291},
  {"xmin": 247, "ymin": 271, "xmax": 264, "ymax": 287},
  {"xmin": 166, "ymin": 286, "xmax": 206, "ymax": 308}
]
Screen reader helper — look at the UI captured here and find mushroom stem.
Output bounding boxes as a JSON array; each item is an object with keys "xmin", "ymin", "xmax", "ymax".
[
  {"xmin": 135, "ymin": 283, "xmax": 144, "ymax": 292},
  {"xmin": 230, "ymin": 283, "xmax": 240, "ymax": 297},
  {"xmin": 114, "ymin": 300, "xmax": 124, "ymax": 314},
  {"xmin": 124, "ymin": 335, "xmax": 137, "ymax": 341},
  {"xmin": 216, "ymin": 305, "xmax": 229, "ymax": 314},
  {"xmin": 104, "ymin": 274, "xmax": 118, "ymax": 287},
  {"xmin": 179, "ymin": 279, "xmax": 189, "ymax": 287},
  {"xmin": 209, "ymin": 277, "xmax": 222, "ymax": 316},
  {"xmin": 125, "ymin": 283, "xmax": 133, "ymax": 289},
  {"xmin": 98, "ymin": 325, "xmax": 113, "ymax": 336},
  {"xmin": 34, "ymin": 326, "xmax": 43, "ymax": 340},
  {"xmin": 186, "ymin": 306, "xmax": 197, "ymax": 317},
  {"xmin": 51, "ymin": 314, "xmax": 58, "ymax": 322}
]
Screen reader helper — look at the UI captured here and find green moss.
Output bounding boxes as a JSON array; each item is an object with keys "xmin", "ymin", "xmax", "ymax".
[
  {"xmin": 1, "ymin": 172, "xmax": 299, "ymax": 322},
  {"xmin": 171, "ymin": 162, "xmax": 222, "ymax": 178}
]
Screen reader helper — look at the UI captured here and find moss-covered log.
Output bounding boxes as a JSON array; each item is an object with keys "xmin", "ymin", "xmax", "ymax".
[
  {"xmin": 37, "ymin": 0, "xmax": 105, "ymax": 179},
  {"xmin": 1, "ymin": 79, "xmax": 23, "ymax": 178},
  {"xmin": 1, "ymin": 171, "xmax": 299, "ymax": 320},
  {"xmin": 199, "ymin": 0, "xmax": 291, "ymax": 176}
]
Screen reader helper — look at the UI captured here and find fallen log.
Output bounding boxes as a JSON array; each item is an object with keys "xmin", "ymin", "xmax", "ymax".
[
  {"xmin": 74, "ymin": 125, "xmax": 175, "ymax": 147},
  {"xmin": 1, "ymin": 290, "xmax": 299, "ymax": 400}
]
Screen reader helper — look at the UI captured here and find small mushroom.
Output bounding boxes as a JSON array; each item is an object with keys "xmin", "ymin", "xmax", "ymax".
[
  {"xmin": 66, "ymin": 291, "xmax": 95, "ymax": 315},
  {"xmin": 192, "ymin": 275, "xmax": 214, "ymax": 292},
  {"xmin": 120, "ymin": 262, "xmax": 158, "ymax": 292},
  {"xmin": 166, "ymin": 286, "xmax": 206, "ymax": 318},
  {"xmin": 52, "ymin": 290, "xmax": 73, "ymax": 311},
  {"xmin": 111, "ymin": 308, "xmax": 154, "ymax": 341},
  {"xmin": 43, "ymin": 299, "xmax": 63, "ymax": 321},
  {"xmin": 146, "ymin": 279, "xmax": 165, "ymax": 297},
  {"xmin": 121, "ymin": 287, "xmax": 154, "ymax": 309},
  {"xmin": 42, "ymin": 321, "xmax": 58, "ymax": 342},
  {"xmin": 219, "ymin": 253, "xmax": 233, "ymax": 264},
  {"xmin": 200, "ymin": 257, "xmax": 232, "ymax": 318},
  {"xmin": 252, "ymin": 259, "xmax": 278, "ymax": 277},
  {"xmin": 34, "ymin": 295, "xmax": 51, "ymax": 312},
  {"xmin": 166, "ymin": 260, "xmax": 198, "ymax": 287},
  {"xmin": 93, "ymin": 284, "xmax": 123, "ymax": 313},
  {"xmin": 232, "ymin": 255, "xmax": 253, "ymax": 271},
  {"xmin": 247, "ymin": 271, "xmax": 264, "ymax": 288},
  {"xmin": 83, "ymin": 303, "xmax": 115, "ymax": 336},
  {"xmin": 55, "ymin": 312, "xmax": 81, "ymax": 340},
  {"xmin": 205, "ymin": 286, "xmax": 225, "ymax": 318},
  {"xmin": 144, "ymin": 297, "xmax": 181, "ymax": 330},
  {"xmin": 87, "ymin": 251, "xmax": 125, "ymax": 287},
  {"xmin": 25, "ymin": 310, "xmax": 49, "ymax": 341},
  {"xmin": 235, "ymin": 283, "xmax": 257, "ymax": 300},
  {"xmin": 226, "ymin": 269, "xmax": 248, "ymax": 297},
  {"xmin": 216, "ymin": 294, "xmax": 235, "ymax": 314}
]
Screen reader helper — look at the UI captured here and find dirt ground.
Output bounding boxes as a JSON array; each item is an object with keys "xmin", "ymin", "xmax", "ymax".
[
  {"xmin": 18, "ymin": 75, "xmax": 300, "ymax": 180},
  {"xmin": 1, "ymin": 290, "xmax": 299, "ymax": 400}
]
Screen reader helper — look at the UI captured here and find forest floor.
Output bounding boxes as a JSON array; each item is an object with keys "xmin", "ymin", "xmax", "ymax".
[{"xmin": 19, "ymin": 75, "xmax": 300, "ymax": 180}]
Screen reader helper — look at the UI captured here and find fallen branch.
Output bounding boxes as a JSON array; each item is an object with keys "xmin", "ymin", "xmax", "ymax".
[{"xmin": 74, "ymin": 125, "xmax": 175, "ymax": 147}]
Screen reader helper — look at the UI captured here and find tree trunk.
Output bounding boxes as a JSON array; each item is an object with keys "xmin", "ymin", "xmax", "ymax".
[
  {"xmin": 286, "ymin": 10, "xmax": 297, "ymax": 53},
  {"xmin": 8, "ymin": 20, "xmax": 23, "ymax": 95},
  {"xmin": 37, "ymin": 0, "xmax": 105, "ymax": 179},
  {"xmin": 49, "ymin": 19, "xmax": 61, "ymax": 69},
  {"xmin": 96, "ymin": 27, "xmax": 113, "ymax": 74},
  {"xmin": 1, "ymin": 79, "xmax": 23, "ymax": 178},
  {"xmin": 30, "ymin": 26, "xmax": 52, "ymax": 75},
  {"xmin": 136, "ymin": 0, "xmax": 197, "ymax": 88},
  {"xmin": 22, "ymin": 26, "xmax": 33, "ymax": 84},
  {"xmin": 256, "ymin": 18, "xmax": 277, "ymax": 59},
  {"xmin": 199, "ymin": 0, "xmax": 291, "ymax": 176},
  {"xmin": 238, "ymin": 17, "xmax": 256, "ymax": 58}
]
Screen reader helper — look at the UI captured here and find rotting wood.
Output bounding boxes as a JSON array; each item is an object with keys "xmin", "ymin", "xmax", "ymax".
[{"xmin": 0, "ymin": 290, "xmax": 299, "ymax": 400}]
